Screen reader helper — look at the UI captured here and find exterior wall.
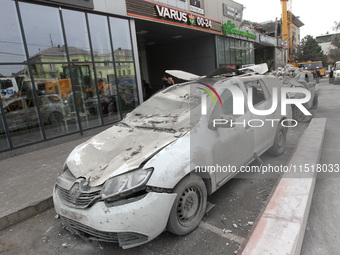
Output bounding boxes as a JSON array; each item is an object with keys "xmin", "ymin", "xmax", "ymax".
[
  {"xmin": 204, "ymin": 0, "xmax": 244, "ymax": 27},
  {"xmin": 148, "ymin": 0, "xmax": 188, "ymax": 10},
  {"xmin": 93, "ymin": 0, "xmax": 127, "ymax": 16}
]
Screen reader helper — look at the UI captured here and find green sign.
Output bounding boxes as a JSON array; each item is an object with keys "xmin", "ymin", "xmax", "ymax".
[
  {"xmin": 236, "ymin": 57, "xmax": 244, "ymax": 61},
  {"xmin": 223, "ymin": 20, "xmax": 256, "ymax": 39}
]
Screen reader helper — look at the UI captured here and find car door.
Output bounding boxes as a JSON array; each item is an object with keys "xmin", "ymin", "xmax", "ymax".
[
  {"xmin": 207, "ymin": 82, "xmax": 254, "ymax": 186},
  {"xmin": 243, "ymin": 78, "xmax": 276, "ymax": 154}
]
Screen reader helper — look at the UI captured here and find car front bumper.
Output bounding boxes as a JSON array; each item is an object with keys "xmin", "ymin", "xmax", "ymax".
[{"xmin": 53, "ymin": 186, "xmax": 177, "ymax": 249}]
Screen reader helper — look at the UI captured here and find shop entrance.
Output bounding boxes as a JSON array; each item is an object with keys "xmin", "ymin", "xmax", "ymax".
[{"xmin": 135, "ymin": 19, "xmax": 217, "ymax": 98}]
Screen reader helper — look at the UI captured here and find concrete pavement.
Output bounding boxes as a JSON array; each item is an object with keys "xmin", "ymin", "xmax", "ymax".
[{"xmin": 0, "ymin": 135, "xmax": 91, "ymax": 231}]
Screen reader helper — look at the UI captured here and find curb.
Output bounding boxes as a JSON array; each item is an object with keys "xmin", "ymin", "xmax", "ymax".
[
  {"xmin": 239, "ymin": 118, "xmax": 327, "ymax": 255},
  {"xmin": 0, "ymin": 197, "xmax": 54, "ymax": 231}
]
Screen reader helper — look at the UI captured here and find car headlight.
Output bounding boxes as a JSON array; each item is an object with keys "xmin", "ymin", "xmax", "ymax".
[{"xmin": 101, "ymin": 168, "xmax": 153, "ymax": 201}]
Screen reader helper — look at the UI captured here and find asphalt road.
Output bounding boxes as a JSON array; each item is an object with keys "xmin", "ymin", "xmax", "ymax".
[{"xmin": 2, "ymin": 79, "xmax": 336, "ymax": 255}]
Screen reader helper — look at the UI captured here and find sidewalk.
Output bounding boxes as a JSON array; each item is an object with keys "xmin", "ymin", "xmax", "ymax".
[{"xmin": 0, "ymin": 135, "xmax": 91, "ymax": 231}]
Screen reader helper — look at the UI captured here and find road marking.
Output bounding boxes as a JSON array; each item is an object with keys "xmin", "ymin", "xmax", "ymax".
[{"xmin": 199, "ymin": 221, "xmax": 245, "ymax": 244}]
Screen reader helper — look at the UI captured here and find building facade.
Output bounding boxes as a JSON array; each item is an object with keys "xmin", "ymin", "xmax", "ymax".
[{"xmin": 0, "ymin": 0, "xmax": 283, "ymax": 154}]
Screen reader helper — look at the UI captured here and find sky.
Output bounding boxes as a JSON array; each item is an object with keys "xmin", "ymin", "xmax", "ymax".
[{"xmin": 236, "ymin": 0, "xmax": 340, "ymax": 39}]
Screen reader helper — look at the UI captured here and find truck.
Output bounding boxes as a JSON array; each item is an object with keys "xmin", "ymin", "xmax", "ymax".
[{"xmin": 0, "ymin": 77, "xmax": 20, "ymax": 99}]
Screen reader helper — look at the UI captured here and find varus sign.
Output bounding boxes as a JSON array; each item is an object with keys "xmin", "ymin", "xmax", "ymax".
[{"xmin": 155, "ymin": 5, "xmax": 214, "ymax": 29}]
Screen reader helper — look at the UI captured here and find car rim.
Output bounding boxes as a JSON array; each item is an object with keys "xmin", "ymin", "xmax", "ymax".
[{"xmin": 177, "ymin": 185, "xmax": 202, "ymax": 227}]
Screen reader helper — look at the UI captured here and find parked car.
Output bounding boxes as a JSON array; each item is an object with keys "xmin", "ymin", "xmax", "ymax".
[
  {"xmin": 0, "ymin": 94, "xmax": 68, "ymax": 133},
  {"xmin": 284, "ymin": 71, "xmax": 318, "ymax": 122},
  {"xmin": 53, "ymin": 70, "xmax": 292, "ymax": 249},
  {"xmin": 333, "ymin": 61, "xmax": 340, "ymax": 85}
]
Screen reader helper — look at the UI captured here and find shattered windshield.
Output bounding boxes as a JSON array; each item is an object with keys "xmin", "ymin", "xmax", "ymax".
[{"xmin": 122, "ymin": 83, "xmax": 202, "ymax": 133}]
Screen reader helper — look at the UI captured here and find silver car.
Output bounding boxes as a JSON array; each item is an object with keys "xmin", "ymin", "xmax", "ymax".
[{"xmin": 53, "ymin": 71, "xmax": 292, "ymax": 248}]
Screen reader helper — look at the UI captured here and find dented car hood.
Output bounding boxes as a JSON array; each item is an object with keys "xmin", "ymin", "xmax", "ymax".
[{"xmin": 65, "ymin": 125, "xmax": 179, "ymax": 187}]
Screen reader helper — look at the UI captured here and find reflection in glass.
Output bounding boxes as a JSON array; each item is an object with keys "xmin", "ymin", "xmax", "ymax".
[
  {"xmin": 110, "ymin": 18, "xmax": 133, "ymax": 60},
  {"xmin": 224, "ymin": 39, "xmax": 230, "ymax": 64},
  {"xmin": 65, "ymin": 63, "xmax": 101, "ymax": 128},
  {"xmin": 31, "ymin": 64, "xmax": 79, "ymax": 138},
  {"xmin": 94, "ymin": 63, "xmax": 120, "ymax": 124},
  {"xmin": 0, "ymin": 65, "xmax": 43, "ymax": 147},
  {"xmin": 0, "ymin": 0, "xmax": 26, "ymax": 63},
  {"xmin": 20, "ymin": 2, "xmax": 66, "ymax": 62},
  {"xmin": 62, "ymin": 10, "xmax": 91, "ymax": 62},
  {"xmin": 217, "ymin": 37, "xmax": 225, "ymax": 66},
  {"xmin": 88, "ymin": 14, "xmax": 112, "ymax": 62},
  {"xmin": 116, "ymin": 63, "xmax": 138, "ymax": 114},
  {"xmin": 0, "ymin": 105, "xmax": 10, "ymax": 150}
]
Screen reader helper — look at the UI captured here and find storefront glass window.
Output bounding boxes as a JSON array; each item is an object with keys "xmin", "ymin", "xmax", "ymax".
[
  {"xmin": 224, "ymin": 39, "xmax": 230, "ymax": 64},
  {"xmin": 116, "ymin": 63, "xmax": 138, "ymax": 114},
  {"xmin": 20, "ymin": 2, "xmax": 66, "ymax": 62},
  {"xmin": 230, "ymin": 40, "xmax": 236, "ymax": 65},
  {"xmin": 0, "ymin": 1, "xmax": 138, "ymax": 152},
  {"xmin": 217, "ymin": 37, "xmax": 225, "ymax": 67},
  {"xmin": 0, "ymin": 0, "xmax": 26, "ymax": 63},
  {"xmin": 62, "ymin": 10, "xmax": 92, "ymax": 62},
  {"xmin": 31, "ymin": 64, "xmax": 79, "ymax": 138},
  {"xmin": 66, "ymin": 63, "xmax": 101, "ymax": 129},
  {"xmin": 0, "ymin": 65, "xmax": 43, "ymax": 147},
  {"xmin": 0, "ymin": 97, "xmax": 10, "ymax": 150},
  {"xmin": 94, "ymin": 64, "xmax": 120, "ymax": 124},
  {"xmin": 88, "ymin": 14, "xmax": 112, "ymax": 62},
  {"xmin": 110, "ymin": 18, "xmax": 133, "ymax": 61}
]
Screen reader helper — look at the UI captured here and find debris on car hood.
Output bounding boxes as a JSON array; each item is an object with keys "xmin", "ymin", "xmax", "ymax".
[
  {"xmin": 65, "ymin": 83, "xmax": 203, "ymax": 187},
  {"xmin": 66, "ymin": 125, "xmax": 179, "ymax": 187}
]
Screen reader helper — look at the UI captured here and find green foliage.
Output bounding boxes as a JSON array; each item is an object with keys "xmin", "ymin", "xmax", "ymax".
[
  {"xmin": 329, "ymin": 22, "xmax": 340, "ymax": 61},
  {"xmin": 296, "ymin": 35, "xmax": 326, "ymax": 63}
]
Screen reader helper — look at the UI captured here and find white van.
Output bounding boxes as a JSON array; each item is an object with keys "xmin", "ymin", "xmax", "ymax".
[{"xmin": 0, "ymin": 78, "xmax": 19, "ymax": 99}]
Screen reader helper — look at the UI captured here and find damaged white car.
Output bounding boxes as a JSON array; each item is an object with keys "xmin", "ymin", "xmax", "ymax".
[{"xmin": 53, "ymin": 66, "xmax": 293, "ymax": 248}]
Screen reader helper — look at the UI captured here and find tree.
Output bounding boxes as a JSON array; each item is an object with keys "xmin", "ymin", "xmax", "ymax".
[
  {"xmin": 329, "ymin": 21, "xmax": 340, "ymax": 62},
  {"xmin": 296, "ymin": 35, "xmax": 326, "ymax": 62}
]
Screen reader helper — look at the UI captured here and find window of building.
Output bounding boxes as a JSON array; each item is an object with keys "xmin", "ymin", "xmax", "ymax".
[
  {"xmin": 0, "ymin": 0, "xmax": 26, "ymax": 63},
  {"xmin": 0, "ymin": 0, "xmax": 139, "ymax": 152}
]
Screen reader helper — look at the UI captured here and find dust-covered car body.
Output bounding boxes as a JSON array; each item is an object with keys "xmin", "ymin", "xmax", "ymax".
[
  {"xmin": 282, "ymin": 71, "xmax": 318, "ymax": 121},
  {"xmin": 53, "ymin": 72, "xmax": 292, "ymax": 248}
]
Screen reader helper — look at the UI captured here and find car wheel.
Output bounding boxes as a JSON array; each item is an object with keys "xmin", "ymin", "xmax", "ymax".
[
  {"xmin": 268, "ymin": 124, "xmax": 286, "ymax": 156},
  {"xmin": 167, "ymin": 174, "xmax": 207, "ymax": 235},
  {"xmin": 49, "ymin": 112, "xmax": 63, "ymax": 124},
  {"xmin": 292, "ymin": 105, "xmax": 306, "ymax": 122},
  {"xmin": 311, "ymin": 93, "xmax": 318, "ymax": 109}
]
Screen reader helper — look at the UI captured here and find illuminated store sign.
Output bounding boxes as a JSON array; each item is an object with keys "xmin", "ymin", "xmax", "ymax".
[
  {"xmin": 126, "ymin": 0, "xmax": 221, "ymax": 34},
  {"xmin": 155, "ymin": 5, "xmax": 211, "ymax": 28},
  {"xmin": 223, "ymin": 20, "xmax": 257, "ymax": 39}
]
